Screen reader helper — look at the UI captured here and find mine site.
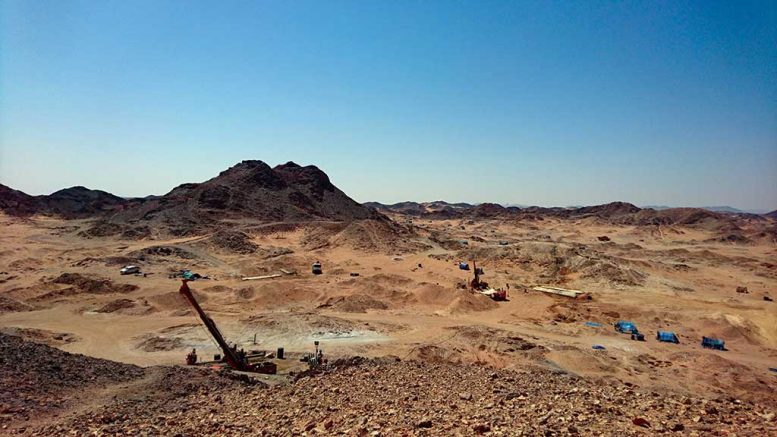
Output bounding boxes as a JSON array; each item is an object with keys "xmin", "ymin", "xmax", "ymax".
[
  {"xmin": 0, "ymin": 160, "xmax": 775, "ymax": 435},
  {"xmin": 3, "ymin": 1, "xmax": 776, "ymax": 436}
]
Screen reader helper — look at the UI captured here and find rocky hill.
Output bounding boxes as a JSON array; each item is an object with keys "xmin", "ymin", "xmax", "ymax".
[
  {"xmin": 0, "ymin": 184, "xmax": 129, "ymax": 218},
  {"xmin": 2, "ymin": 161, "xmax": 384, "ymax": 236},
  {"xmin": 0, "ymin": 184, "xmax": 39, "ymax": 216},
  {"xmin": 96, "ymin": 161, "xmax": 381, "ymax": 235}
]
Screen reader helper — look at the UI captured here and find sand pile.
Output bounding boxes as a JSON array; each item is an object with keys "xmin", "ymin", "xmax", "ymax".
[{"xmin": 319, "ymin": 294, "xmax": 389, "ymax": 313}]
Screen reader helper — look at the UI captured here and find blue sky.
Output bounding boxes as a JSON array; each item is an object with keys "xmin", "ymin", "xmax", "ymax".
[{"xmin": 1, "ymin": 1, "xmax": 775, "ymax": 210}]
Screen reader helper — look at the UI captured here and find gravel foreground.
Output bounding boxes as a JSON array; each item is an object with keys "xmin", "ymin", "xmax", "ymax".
[{"xmin": 2, "ymin": 334, "xmax": 775, "ymax": 436}]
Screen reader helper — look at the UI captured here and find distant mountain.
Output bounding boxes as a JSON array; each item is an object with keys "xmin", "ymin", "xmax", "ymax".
[
  {"xmin": 1, "ymin": 161, "xmax": 383, "ymax": 237},
  {"xmin": 0, "ymin": 184, "xmax": 129, "ymax": 218},
  {"xmin": 642, "ymin": 205, "xmax": 769, "ymax": 215},
  {"xmin": 98, "ymin": 160, "xmax": 381, "ymax": 235}
]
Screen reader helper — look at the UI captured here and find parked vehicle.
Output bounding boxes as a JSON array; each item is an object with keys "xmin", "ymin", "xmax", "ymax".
[{"xmin": 120, "ymin": 265, "xmax": 140, "ymax": 275}]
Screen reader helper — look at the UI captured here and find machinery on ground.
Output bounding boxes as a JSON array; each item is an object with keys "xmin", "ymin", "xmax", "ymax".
[
  {"xmin": 469, "ymin": 261, "xmax": 508, "ymax": 301},
  {"xmin": 179, "ymin": 280, "xmax": 276, "ymax": 374}
]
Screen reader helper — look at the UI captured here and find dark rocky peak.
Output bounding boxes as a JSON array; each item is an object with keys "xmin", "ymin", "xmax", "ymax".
[
  {"xmin": 0, "ymin": 183, "xmax": 39, "ymax": 216},
  {"xmin": 48, "ymin": 186, "xmax": 124, "ymax": 203},
  {"xmin": 213, "ymin": 160, "xmax": 286, "ymax": 190},
  {"xmin": 273, "ymin": 162, "xmax": 334, "ymax": 190},
  {"xmin": 575, "ymin": 202, "xmax": 641, "ymax": 217}
]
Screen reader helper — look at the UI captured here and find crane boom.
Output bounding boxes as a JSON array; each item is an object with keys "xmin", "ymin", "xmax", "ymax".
[{"xmin": 178, "ymin": 280, "xmax": 250, "ymax": 371}]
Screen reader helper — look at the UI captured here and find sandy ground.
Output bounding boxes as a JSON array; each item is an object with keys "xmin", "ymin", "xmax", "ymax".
[{"xmin": 1, "ymin": 213, "xmax": 775, "ymax": 404}]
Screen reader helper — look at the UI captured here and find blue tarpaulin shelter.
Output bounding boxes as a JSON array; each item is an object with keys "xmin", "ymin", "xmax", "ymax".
[
  {"xmin": 614, "ymin": 321, "xmax": 637, "ymax": 333},
  {"xmin": 657, "ymin": 331, "xmax": 679, "ymax": 343},
  {"xmin": 459, "ymin": 262, "xmax": 470, "ymax": 270},
  {"xmin": 702, "ymin": 337, "xmax": 725, "ymax": 350}
]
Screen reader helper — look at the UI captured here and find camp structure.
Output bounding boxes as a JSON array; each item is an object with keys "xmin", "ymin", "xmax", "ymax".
[
  {"xmin": 656, "ymin": 331, "xmax": 679, "ymax": 344},
  {"xmin": 614, "ymin": 320, "xmax": 637, "ymax": 334},
  {"xmin": 701, "ymin": 336, "xmax": 725, "ymax": 351}
]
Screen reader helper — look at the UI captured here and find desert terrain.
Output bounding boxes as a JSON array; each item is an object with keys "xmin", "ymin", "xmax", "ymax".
[{"xmin": 1, "ymin": 160, "xmax": 775, "ymax": 435}]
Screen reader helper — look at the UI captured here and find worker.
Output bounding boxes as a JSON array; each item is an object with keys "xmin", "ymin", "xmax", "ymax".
[{"xmin": 186, "ymin": 348, "xmax": 197, "ymax": 365}]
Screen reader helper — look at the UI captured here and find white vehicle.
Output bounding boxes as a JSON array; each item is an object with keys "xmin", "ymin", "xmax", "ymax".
[{"xmin": 120, "ymin": 265, "xmax": 140, "ymax": 275}]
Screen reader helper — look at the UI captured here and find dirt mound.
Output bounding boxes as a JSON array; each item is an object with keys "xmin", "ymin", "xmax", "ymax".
[
  {"xmin": 700, "ymin": 313, "xmax": 769, "ymax": 346},
  {"xmin": 129, "ymin": 245, "xmax": 197, "ymax": 259},
  {"xmin": 0, "ymin": 333, "xmax": 144, "ymax": 426},
  {"xmin": 53, "ymin": 273, "xmax": 138, "ymax": 294},
  {"xmin": 148, "ymin": 290, "xmax": 203, "ymax": 311},
  {"xmin": 446, "ymin": 290, "xmax": 500, "ymax": 314},
  {"xmin": 0, "ymin": 327, "xmax": 79, "ymax": 346},
  {"xmin": 578, "ymin": 261, "xmax": 647, "ymax": 286},
  {"xmin": 0, "ymin": 296, "xmax": 34, "ymax": 314},
  {"xmin": 329, "ymin": 219, "xmax": 429, "ymax": 254},
  {"xmin": 95, "ymin": 298, "xmax": 137, "ymax": 313},
  {"xmin": 79, "ymin": 221, "xmax": 151, "ymax": 239},
  {"xmin": 318, "ymin": 294, "xmax": 389, "ymax": 313},
  {"xmin": 29, "ymin": 273, "xmax": 139, "ymax": 301},
  {"xmin": 136, "ymin": 335, "xmax": 186, "ymax": 352},
  {"xmin": 207, "ymin": 230, "xmax": 258, "ymax": 254}
]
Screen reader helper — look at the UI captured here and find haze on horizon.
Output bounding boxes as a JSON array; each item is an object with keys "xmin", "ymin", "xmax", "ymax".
[{"xmin": 1, "ymin": 1, "xmax": 775, "ymax": 211}]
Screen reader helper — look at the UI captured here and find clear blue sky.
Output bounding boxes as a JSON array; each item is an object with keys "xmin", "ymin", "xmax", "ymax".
[{"xmin": 1, "ymin": 1, "xmax": 775, "ymax": 210}]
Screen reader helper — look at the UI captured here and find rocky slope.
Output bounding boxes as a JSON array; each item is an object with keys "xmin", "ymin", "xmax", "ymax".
[{"xmin": 16, "ymin": 354, "xmax": 775, "ymax": 436}]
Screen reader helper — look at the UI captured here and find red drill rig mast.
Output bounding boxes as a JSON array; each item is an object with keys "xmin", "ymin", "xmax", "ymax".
[{"xmin": 178, "ymin": 280, "xmax": 256, "ymax": 372}]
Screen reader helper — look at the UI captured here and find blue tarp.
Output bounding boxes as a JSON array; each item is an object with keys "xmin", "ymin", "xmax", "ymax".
[
  {"xmin": 459, "ymin": 262, "xmax": 470, "ymax": 270},
  {"xmin": 592, "ymin": 345, "xmax": 606, "ymax": 350},
  {"xmin": 657, "ymin": 331, "xmax": 679, "ymax": 343},
  {"xmin": 585, "ymin": 322, "xmax": 603, "ymax": 328},
  {"xmin": 701, "ymin": 336, "xmax": 725, "ymax": 350},
  {"xmin": 614, "ymin": 321, "xmax": 637, "ymax": 333}
]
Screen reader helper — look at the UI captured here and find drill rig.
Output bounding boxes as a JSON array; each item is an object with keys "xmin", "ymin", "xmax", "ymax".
[
  {"xmin": 469, "ymin": 261, "xmax": 508, "ymax": 301},
  {"xmin": 178, "ymin": 280, "xmax": 276, "ymax": 374}
]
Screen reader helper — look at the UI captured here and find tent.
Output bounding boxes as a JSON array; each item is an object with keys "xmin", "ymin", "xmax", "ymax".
[
  {"xmin": 702, "ymin": 337, "xmax": 725, "ymax": 350},
  {"xmin": 614, "ymin": 320, "xmax": 637, "ymax": 333},
  {"xmin": 656, "ymin": 331, "xmax": 679, "ymax": 343}
]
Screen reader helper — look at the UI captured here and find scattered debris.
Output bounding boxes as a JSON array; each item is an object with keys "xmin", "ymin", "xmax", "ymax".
[
  {"xmin": 597, "ymin": 236, "xmax": 611, "ymax": 242},
  {"xmin": 533, "ymin": 286, "xmax": 587, "ymax": 299},
  {"xmin": 241, "ymin": 273, "xmax": 283, "ymax": 281},
  {"xmin": 736, "ymin": 286, "xmax": 749, "ymax": 294}
]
